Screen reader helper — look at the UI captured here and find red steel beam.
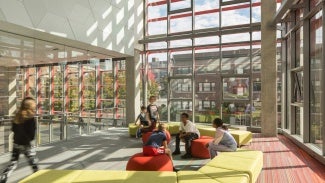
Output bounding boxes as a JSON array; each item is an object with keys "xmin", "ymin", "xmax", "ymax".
[
  {"xmin": 25, "ymin": 68, "xmax": 29, "ymax": 97},
  {"xmin": 96, "ymin": 66, "xmax": 102, "ymax": 119},
  {"xmin": 51, "ymin": 66, "xmax": 55, "ymax": 114},
  {"xmin": 65, "ymin": 65, "xmax": 69, "ymax": 113},
  {"xmin": 80, "ymin": 65, "xmax": 85, "ymax": 116},
  {"xmin": 114, "ymin": 62, "xmax": 119, "ymax": 119},
  {"xmin": 37, "ymin": 68, "xmax": 42, "ymax": 114}
]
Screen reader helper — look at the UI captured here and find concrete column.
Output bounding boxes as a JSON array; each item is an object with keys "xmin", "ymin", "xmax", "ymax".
[
  {"xmin": 261, "ymin": 0, "xmax": 277, "ymax": 136},
  {"xmin": 126, "ymin": 51, "xmax": 141, "ymax": 125}
]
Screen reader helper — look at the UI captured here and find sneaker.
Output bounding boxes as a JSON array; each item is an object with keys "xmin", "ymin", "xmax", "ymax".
[
  {"xmin": 181, "ymin": 153, "xmax": 192, "ymax": 159},
  {"xmin": 172, "ymin": 150, "xmax": 181, "ymax": 155}
]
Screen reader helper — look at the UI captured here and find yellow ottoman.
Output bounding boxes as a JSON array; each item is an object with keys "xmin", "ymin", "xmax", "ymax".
[
  {"xmin": 128, "ymin": 123, "xmax": 138, "ymax": 137},
  {"xmin": 205, "ymin": 150, "xmax": 263, "ymax": 183},
  {"xmin": 229, "ymin": 130, "xmax": 252, "ymax": 147},
  {"xmin": 198, "ymin": 127, "xmax": 215, "ymax": 138},
  {"xmin": 166, "ymin": 122, "xmax": 180, "ymax": 135}
]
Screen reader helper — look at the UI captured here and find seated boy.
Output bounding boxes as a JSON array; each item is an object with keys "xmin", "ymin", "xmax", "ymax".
[{"xmin": 143, "ymin": 123, "xmax": 177, "ymax": 172}]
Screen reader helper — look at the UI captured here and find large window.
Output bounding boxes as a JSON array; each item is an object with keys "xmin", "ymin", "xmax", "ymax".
[
  {"xmin": 143, "ymin": 0, "xmax": 268, "ymax": 128},
  {"xmin": 310, "ymin": 11, "xmax": 323, "ymax": 149}
]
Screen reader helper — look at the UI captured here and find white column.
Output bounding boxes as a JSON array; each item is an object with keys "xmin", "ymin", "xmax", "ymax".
[{"xmin": 126, "ymin": 51, "xmax": 141, "ymax": 125}]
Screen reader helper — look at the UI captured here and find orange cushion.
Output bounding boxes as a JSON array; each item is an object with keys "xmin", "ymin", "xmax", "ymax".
[
  {"xmin": 191, "ymin": 136, "xmax": 213, "ymax": 159},
  {"xmin": 126, "ymin": 153, "xmax": 173, "ymax": 171}
]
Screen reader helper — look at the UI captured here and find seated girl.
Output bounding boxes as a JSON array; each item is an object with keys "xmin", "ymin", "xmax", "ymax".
[{"xmin": 206, "ymin": 118, "xmax": 237, "ymax": 159}]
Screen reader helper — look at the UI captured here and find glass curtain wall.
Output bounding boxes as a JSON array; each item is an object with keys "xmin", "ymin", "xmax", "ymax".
[
  {"xmin": 143, "ymin": 0, "xmax": 282, "ymax": 127},
  {"xmin": 282, "ymin": 0, "xmax": 324, "ymax": 153},
  {"xmin": 0, "ymin": 30, "xmax": 126, "ymax": 154}
]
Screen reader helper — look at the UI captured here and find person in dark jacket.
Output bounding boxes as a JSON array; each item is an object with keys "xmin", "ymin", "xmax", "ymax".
[
  {"xmin": 135, "ymin": 106, "xmax": 149, "ymax": 138},
  {"xmin": 0, "ymin": 97, "xmax": 39, "ymax": 183}
]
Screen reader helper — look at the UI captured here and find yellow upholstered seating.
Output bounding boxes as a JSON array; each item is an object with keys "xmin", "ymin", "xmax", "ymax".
[
  {"xmin": 20, "ymin": 150, "xmax": 262, "ymax": 183},
  {"xmin": 205, "ymin": 150, "xmax": 263, "ymax": 183},
  {"xmin": 19, "ymin": 170, "xmax": 177, "ymax": 183},
  {"xmin": 229, "ymin": 130, "xmax": 253, "ymax": 147},
  {"xmin": 177, "ymin": 171, "xmax": 221, "ymax": 183},
  {"xmin": 19, "ymin": 170, "xmax": 83, "ymax": 183},
  {"xmin": 128, "ymin": 123, "xmax": 138, "ymax": 137},
  {"xmin": 165, "ymin": 122, "xmax": 180, "ymax": 135},
  {"xmin": 198, "ymin": 127, "xmax": 215, "ymax": 137},
  {"xmin": 198, "ymin": 166, "xmax": 249, "ymax": 183}
]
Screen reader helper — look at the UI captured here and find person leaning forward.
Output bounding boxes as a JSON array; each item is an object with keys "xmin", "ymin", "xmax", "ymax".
[{"xmin": 172, "ymin": 112, "xmax": 200, "ymax": 159}]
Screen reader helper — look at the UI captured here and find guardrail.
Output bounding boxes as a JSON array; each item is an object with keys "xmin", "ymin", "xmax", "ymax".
[{"xmin": 0, "ymin": 110, "xmax": 126, "ymax": 154}]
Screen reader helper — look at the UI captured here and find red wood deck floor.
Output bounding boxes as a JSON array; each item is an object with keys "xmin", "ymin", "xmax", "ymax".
[{"xmin": 245, "ymin": 134, "xmax": 325, "ymax": 183}]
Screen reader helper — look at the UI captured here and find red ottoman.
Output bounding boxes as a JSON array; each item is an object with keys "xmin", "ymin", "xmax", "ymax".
[
  {"xmin": 126, "ymin": 153, "xmax": 173, "ymax": 171},
  {"xmin": 142, "ymin": 130, "xmax": 171, "ymax": 144},
  {"xmin": 191, "ymin": 136, "xmax": 213, "ymax": 159}
]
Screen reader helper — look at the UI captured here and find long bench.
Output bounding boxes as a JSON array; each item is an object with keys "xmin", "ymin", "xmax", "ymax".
[
  {"xmin": 129, "ymin": 122, "xmax": 253, "ymax": 147},
  {"xmin": 19, "ymin": 149, "xmax": 263, "ymax": 183}
]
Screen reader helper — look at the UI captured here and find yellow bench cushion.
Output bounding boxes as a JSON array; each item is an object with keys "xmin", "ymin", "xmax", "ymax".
[
  {"xmin": 205, "ymin": 150, "xmax": 263, "ymax": 183},
  {"xmin": 19, "ymin": 170, "xmax": 177, "ymax": 183},
  {"xmin": 198, "ymin": 127, "xmax": 215, "ymax": 138},
  {"xmin": 166, "ymin": 122, "xmax": 180, "ymax": 135},
  {"xmin": 229, "ymin": 130, "xmax": 252, "ymax": 147},
  {"xmin": 125, "ymin": 171, "xmax": 177, "ymax": 183},
  {"xmin": 198, "ymin": 166, "xmax": 249, "ymax": 183},
  {"xmin": 177, "ymin": 171, "xmax": 221, "ymax": 183}
]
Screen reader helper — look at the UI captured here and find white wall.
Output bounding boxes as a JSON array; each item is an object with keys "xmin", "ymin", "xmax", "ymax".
[{"xmin": 0, "ymin": 0, "xmax": 143, "ymax": 56}]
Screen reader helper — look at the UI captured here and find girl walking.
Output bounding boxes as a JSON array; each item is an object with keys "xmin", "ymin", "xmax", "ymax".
[{"xmin": 0, "ymin": 97, "xmax": 39, "ymax": 183}]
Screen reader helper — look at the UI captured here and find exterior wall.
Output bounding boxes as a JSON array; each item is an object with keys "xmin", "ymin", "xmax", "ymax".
[{"xmin": 0, "ymin": 0, "xmax": 144, "ymax": 56}]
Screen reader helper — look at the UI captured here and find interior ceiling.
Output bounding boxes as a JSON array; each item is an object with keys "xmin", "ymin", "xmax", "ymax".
[{"xmin": 0, "ymin": 31, "xmax": 118, "ymax": 67}]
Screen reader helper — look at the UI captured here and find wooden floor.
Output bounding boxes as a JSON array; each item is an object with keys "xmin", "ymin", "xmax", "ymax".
[
  {"xmin": 0, "ymin": 128, "xmax": 324, "ymax": 183},
  {"xmin": 247, "ymin": 134, "xmax": 325, "ymax": 183}
]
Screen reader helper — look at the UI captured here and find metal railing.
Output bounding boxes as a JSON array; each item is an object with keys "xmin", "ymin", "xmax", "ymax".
[{"xmin": 0, "ymin": 109, "xmax": 126, "ymax": 154}]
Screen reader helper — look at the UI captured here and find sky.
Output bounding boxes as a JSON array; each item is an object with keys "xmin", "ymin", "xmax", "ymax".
[{"xmin": 146, "ymin": 0, "xmax": 281, "ymax": 56}]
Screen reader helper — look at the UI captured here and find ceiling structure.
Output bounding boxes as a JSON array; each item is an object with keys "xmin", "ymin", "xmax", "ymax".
[{"xmin": 0, "ymin": 21, "xmax": 129, "ymax": 67}]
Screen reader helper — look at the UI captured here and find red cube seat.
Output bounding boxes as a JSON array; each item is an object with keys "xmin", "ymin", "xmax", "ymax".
[
  {"xmin": 126, "ymin": 153, "xmax": 173, "ymax": 171},
  {"xmin": 191, "ymin": 136, "xmax": 213, "ymax": 159}
]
